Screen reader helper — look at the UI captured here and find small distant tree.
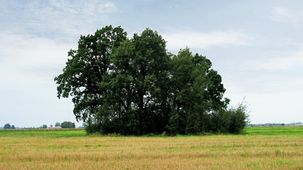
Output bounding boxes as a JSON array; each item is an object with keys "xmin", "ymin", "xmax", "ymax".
[
  {"xmin": 3, "ymin": 123, "xmax": 11, "ymax": 129},
  {"xmin": 11, "ymin": 125, "xmax": 15, "ymax": 129},
  {"xmin": 42, "ymin": 124, "xmax": 48, "ymax": 128},
  {"xmin": 61, "ymin": 121, "xmax": 75, "ymax": 128},
  {"xmin": 55, "ymin": 122, "xmax": 61, "ymax": 127}
]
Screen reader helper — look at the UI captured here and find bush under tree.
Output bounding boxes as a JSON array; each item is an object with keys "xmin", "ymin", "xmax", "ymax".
[{"xmin": 55, "ymin": 25, "xmax": 248, "ymax": 135}]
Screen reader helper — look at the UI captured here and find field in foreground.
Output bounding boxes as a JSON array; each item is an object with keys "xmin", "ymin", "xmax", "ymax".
[{"xmin": 0, "ymin": 127, "xmax": 302, "ymax": 170}]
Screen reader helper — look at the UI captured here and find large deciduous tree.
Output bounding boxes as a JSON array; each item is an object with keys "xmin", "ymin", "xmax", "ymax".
[
  {"xmin": 167, "ymin": 49, "xmax": 229, "ymax": 134},
  {"xmin": 108, "ymin": 29, "xmax": 171, "ymax": 134},
  {"xmin": 55, "ymin": 25, "xmax": 127, "ymax": 123},
  {"xmin": 55, "ymin": 25, "xmax": 247, "ymax": 135}
]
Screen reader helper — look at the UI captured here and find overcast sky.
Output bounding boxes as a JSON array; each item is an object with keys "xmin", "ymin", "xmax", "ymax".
[{"xmin": 1, "ymin": 0, "xmax": 303, "ymax": 127}]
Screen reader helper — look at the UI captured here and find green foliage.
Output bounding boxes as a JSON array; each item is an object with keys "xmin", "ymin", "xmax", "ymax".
[
  {"xmin": 55, "ymin": 25, "xmax": 127, "ymax": 122},
  {"xmin": 167, "ymin": 49, "xmax": 229, "ymax": 134},
  {"xmin": 228, "ymin": 104, "xmax": 248, "ymax": 133},
  {"xmin": 61, "ymin": 121, "xmax": 75, "ymax": 128},
  {"xmin": 210, "ymin": 104, "xmax": 247, "ymax": 134},
  {"xmin": 55, "ymin": 25, "xmax": 248, "ymax": 135},
  {"xmin": 103, "ymin": 29, "xmax": 171, "ymax": 134}
]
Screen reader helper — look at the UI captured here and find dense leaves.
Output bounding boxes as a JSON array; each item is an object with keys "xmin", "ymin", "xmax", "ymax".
[
  {"xmin": 167, "ymin": 49, "xmax": 229, "ymax": 134},
  {"xmin": 55, "ymin": 25, "xmax": 247, "ymax": 135},
  {"xmin": 55, "ymin": 25, "xmax": 127, "ymax": 123}
]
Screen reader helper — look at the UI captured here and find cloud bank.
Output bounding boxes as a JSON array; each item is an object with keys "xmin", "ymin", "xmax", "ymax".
[{"xmin": 162, "ymin": 31, "xmax": 252, "ymax": 50}]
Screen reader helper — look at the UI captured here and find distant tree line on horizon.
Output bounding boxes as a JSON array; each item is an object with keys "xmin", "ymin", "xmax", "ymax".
[
  {"xmin": 55, "ymin": 25, "xmax": 248, "ymax": 135},
  {"xmin": 1, "ymin": 121, "xmax": 76, "ymax": 129},
  {"xmin": 41, "ymin": 121, "xmax": 76, "ymax": 129},
  {"xmin": 248, "ymin": 122, "xmax": 303, "ymax": 127}
]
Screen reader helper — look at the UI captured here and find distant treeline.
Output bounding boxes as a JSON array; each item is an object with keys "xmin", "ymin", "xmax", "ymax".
[
  {"xmin": 2, "ymin": 121, "xmax": 77, "ymax": 129},
  {"xmin": 248, "ymin": 122, "xmax": 302, "ymax": 127}
]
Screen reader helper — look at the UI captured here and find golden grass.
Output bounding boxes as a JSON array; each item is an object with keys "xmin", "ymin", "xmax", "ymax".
[{"xmin": 0, "ymin": 135, "xmax": 302, "ymax": 170}]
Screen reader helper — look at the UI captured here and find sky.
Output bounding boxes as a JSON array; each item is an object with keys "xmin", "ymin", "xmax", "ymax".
[{"xmin": 1, "ymin": 0, "xmax": 303, "ymax": 127}]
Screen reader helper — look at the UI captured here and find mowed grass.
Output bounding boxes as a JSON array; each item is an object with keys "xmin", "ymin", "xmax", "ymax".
[
  {"xmin": 0, "ymin": 127, "xmax": 302, "ymax": 170},
  {"xmin": 0, "ymin": 129, "xmax": 86, "ymax": 138},
  {"xmin": 244, "ymin": 126, "xmax": 303, "ymax": 136}
]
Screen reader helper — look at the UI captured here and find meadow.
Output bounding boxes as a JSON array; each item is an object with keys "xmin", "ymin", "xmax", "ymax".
[{"xmin": 0, "ymin": 126, "xmax": 302, "ymax": 170}]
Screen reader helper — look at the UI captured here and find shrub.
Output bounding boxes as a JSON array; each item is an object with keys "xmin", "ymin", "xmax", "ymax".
[{"xmin": 228, "ymin": 104, "xmax": 248, "ymax": 133}]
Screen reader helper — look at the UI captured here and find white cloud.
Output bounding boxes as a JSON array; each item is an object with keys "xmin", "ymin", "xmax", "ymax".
[
  {"xmin": 29, "ymin": 0, "xmax": 117, "ymax": 18},
  {"xmin": 0, "ymin": 0, "xmax": 117, "ymax": 40},
  {"xmin": 0, "ymin": 31, "xmax": 72, "ymax": 88},
  {"xmin": 271, "ymin": 7, "xmax": 302, "ymax": 25},
  {"xmin": 162, "ymin": 31, "xmax": 252, "ymax": 50},
  {"xmin": 256, "ymin": 49, "xmax": 303, "ymax": 70}
]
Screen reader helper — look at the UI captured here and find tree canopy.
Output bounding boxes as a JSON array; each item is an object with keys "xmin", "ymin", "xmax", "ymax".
[{"xmin": 55, "ymin": 25, "xmax": 247, "ymax": 135}]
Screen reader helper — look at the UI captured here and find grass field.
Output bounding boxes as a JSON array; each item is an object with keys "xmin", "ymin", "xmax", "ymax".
[{"xmin": 0, "ymin": 127, "xmax": 302, "ymax": 170}]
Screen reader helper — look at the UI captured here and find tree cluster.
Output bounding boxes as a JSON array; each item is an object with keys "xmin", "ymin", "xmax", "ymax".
[
  {"xmin": 55, "ymin": 25, "xmax": 247, "ymax": 135},
  {"xmin": 60, "ymin": 121, "xmax": 76, "ymax": 128},
  {"xmin": 3, "ymin": 123, "xmax": 15, "ymax": 129}
]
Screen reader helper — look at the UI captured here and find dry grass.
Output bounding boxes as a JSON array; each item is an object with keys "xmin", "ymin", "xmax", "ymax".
[{"xmin": 0, "ymin": 131, "xmax": 303, "ymax": 170}]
